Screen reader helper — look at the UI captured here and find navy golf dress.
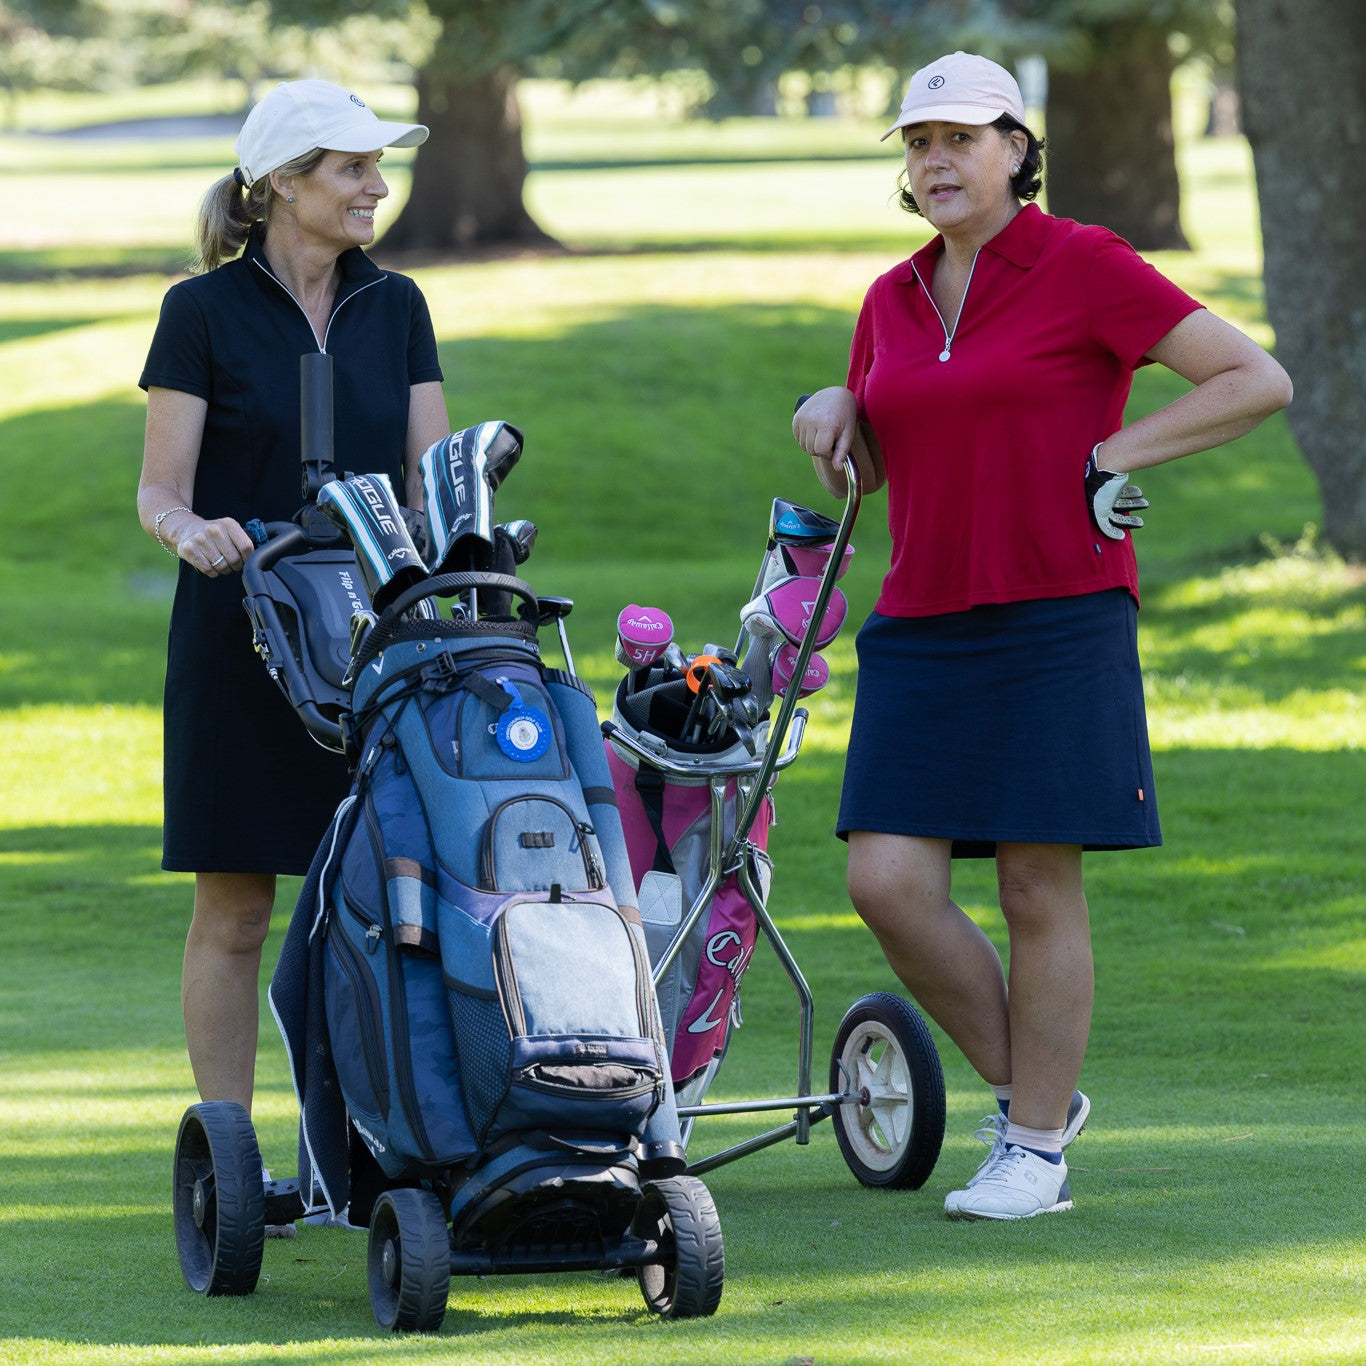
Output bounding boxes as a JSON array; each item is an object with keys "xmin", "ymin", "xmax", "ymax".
[{"xmin": 139, "ymin": 228, "xmax": 443, "ymax": 873}]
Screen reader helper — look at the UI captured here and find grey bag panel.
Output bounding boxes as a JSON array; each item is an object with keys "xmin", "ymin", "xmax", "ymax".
[
  {"xmin": 482, "ymin": 795, "xmax": 604, "ymax": 893},
  {"xmin": 438, "ymin": 884, "xmax": 663, "ymax": 1145},
  {"xmin": 502, "ymin": 899, "xmax": 647, "ymax": 1039},
  {"xmin": 638, "ymin": 870, "xmax": 685, "ymax": 1046}
]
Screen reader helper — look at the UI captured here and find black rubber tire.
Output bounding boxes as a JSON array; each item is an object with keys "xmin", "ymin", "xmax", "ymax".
[
  {"xmin": 172, "ymin": 1101, "xmax": 266, "ymax": 1296},
  {"xmin": 829, "ymin": 991, "xmax": 946, "ymax": 1190},
  {"xmin": 633, "ymin": 1175, "xmax": 724, "ymax": 1319},
  {"xmin": 367, "ymin": 1188, "xmax": 451, "ymax": 1333}
]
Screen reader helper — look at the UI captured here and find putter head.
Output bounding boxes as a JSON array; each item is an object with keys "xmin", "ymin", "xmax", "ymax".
[
  {"xmin": 316, "ymin": 473, "xmax": 433, "ymax": 618},
  {"xmin": 768, "ymin": 497, "xmax": 841, "ymax": 550},
  {"xmin": 740, "ymin": 575, "xmax": 848, "ymax": 650},
  {"xmin": 419, "ymin": 421, "xmax": 524, "ymax": 573},
  {"xmin": 772, "ymin": 642, "xmax": 830, "ymax": 698},
  {"xmin": 616, "ymin": 605, "xmax": 674, "ymax": 668}
]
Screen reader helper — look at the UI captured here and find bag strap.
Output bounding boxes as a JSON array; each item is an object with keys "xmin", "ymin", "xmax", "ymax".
[{"xmin": 633, "ymin": 768, "xmax": 676, "ymax": 876}]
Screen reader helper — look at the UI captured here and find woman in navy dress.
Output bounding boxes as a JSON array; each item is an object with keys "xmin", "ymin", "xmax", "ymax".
[{"xmin": 137, "ymin": 81, "xmax": 451, "ymax": 1119}]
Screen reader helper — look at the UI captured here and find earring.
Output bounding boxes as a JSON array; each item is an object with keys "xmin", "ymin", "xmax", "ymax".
[
  {"xmin": 285, "ymin": 195, "xmax": 295, "ymax": 203},
  {"xmin": 1011, "ymin": 165, "xmax": 1020, "ymax": 175}
]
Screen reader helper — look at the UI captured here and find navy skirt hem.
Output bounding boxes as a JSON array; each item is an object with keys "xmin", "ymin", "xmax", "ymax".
[{"xmin": 836, "ymin": 591, "xmax": 1161, "ymax": 858}]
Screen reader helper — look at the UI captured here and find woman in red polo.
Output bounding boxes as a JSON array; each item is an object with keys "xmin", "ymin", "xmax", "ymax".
[{"xmin": 793, "ymin": 51, "xmax": 1292, "ymax": 1220}]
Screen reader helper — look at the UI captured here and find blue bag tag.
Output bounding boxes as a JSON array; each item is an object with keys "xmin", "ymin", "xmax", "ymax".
[{"xmin": 495, "ymin": 679, "xmax": 550, "ymax": 762}]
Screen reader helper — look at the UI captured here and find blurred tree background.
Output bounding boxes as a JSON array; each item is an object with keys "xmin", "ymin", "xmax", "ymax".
[{"xmin": 3, "ymin": 0, "xmax": 1360, "ymax": 554}]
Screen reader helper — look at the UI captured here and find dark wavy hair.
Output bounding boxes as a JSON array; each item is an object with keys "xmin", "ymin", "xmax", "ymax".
[{"xmin": 896, "ymin": 114, "xmax": 1045, "ymax": 218}]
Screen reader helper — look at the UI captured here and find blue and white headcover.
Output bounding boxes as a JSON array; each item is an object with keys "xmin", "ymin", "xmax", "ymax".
[
  {"xmin": 419, "ymin": 421, "xmax": 524, "ymax": 573},
  {"xmin": 316, "ymin": 472, "xmax": 434, "ymax": 618}
]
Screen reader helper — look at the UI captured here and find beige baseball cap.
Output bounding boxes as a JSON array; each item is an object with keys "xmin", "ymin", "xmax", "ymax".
[
  {"xmin": 235, "ymin": 79, "xmax": 429, "ymax": 188},
  {"xmin": 881, "ymin": 51, "xmax": 1025, "ymax": 142}
]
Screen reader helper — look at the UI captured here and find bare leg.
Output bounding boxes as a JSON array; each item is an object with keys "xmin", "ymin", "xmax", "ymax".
[
  {"xmin": 995, "ymin": 842, "xmax": 1093, "ymax": 1131},
  {"xmin": 182, "ymin": 871, "xmax": 276, "ymax": 1112},
  {"xmin": 846, "ymin": 832, "xmax": 1011, "ymax": 1086}
]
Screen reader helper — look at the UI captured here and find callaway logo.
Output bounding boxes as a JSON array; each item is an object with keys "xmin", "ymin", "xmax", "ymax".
[
  {"xmin": 626, "ymin": 615, "xmax": 667, "ymax": 633},
  {"xmin": 928, "ymin": 75, "xmax": 945, "ymax": 89},
  {"xmin": 685, "ymin": 929, "xmax": 755, "ymax": 1034},
  {"xmin": 688, "ymin": 988, "xmax": 728, "ymax": 1034},
  {"xmin": 349, "ymin": 93, "xmax": 366, "ymax": 108}
]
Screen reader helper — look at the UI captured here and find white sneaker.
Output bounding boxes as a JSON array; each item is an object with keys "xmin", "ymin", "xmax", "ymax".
[
  {"xmin": 945, "ymin": 1145, "xmax": 1072, "ymax": 1220},
  {"xmin": 964, "ymin": 1089, "xmax": 1089, "ymax": 1189}
]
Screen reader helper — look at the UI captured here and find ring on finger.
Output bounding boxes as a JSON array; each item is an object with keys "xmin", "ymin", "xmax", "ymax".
[{"xmin": 211, "ymin": 555, "xmax": 226, "ymax": 566}]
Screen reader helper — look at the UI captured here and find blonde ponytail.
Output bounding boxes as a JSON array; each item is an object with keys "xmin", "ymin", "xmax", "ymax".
[{"xmin": 191, "ymin": 149, "xmax": 328, "ymax": 273}]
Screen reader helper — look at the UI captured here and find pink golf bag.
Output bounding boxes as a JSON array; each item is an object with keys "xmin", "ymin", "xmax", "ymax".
[{"xmin": 606, "ymin": 678, "xmax": 773, "ymax": 1107}]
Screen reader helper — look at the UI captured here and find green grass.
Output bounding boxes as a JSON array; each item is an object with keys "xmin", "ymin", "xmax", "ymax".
[{"xmin": 2, "ymin": 79, "xmax": 1365, "ymax": 1365}]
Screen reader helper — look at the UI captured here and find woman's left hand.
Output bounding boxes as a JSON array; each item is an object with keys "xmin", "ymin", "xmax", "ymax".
[{"xmin": 1085, "ymin": 447, "xmax": 1149, "ymax": 540}]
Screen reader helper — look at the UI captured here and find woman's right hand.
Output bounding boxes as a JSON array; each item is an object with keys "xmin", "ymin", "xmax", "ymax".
[
  {"xmin": 163, "ymin": 507, "xmax": 256, "ymax": 577},
  {"xmin": 793, "ymin": 386, "xmax": 859, "ymax": 466}
]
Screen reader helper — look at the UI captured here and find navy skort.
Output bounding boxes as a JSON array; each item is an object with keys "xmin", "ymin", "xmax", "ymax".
[{"xmin": 837, "ymin": 589, "xmax": 1161, "ymax": 857}]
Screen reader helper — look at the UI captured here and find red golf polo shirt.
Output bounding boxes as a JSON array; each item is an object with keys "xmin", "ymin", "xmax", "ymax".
[{"xmin": 847, "ymin": 204, "xmax": 1202, "ymax": 617}]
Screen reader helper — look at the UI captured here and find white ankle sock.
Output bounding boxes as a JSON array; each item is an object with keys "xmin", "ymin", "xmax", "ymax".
[{"xmin": 1004, "ymin": 1121, "xmax": 1064, "ymax": 1156}]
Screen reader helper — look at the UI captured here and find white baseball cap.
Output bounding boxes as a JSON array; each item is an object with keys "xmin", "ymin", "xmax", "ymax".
[
  {"xmin": 235, "ymin": 79, "xmax": 429, "ymax": 188},
  {"xmin": 881, "ymin": 52, "xmax": 1025, "ymax": 142}
]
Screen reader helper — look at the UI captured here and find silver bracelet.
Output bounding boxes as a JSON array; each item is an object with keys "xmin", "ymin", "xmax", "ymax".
[{"xmin": 154, "ymin": 505, "xmax": 192, "ymax": 556}]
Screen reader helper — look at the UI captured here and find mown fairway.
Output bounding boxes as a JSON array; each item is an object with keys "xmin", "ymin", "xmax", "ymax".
[{"xmin": 1, "ymin": 79, "xmax": 1363, "ymax": 1365}]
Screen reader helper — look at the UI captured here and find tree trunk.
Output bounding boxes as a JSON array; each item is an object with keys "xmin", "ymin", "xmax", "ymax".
[
  {"xmin": 1045, "ymin": 21, "xmax": 1189, "ymax": 251},
  {"xmin": 381, "ymin": 60, "xmax": 555, "ymax": 253},
  {"xmin": 1238, "ymin": 0, "xmax": 1366, "ymax": 557}
]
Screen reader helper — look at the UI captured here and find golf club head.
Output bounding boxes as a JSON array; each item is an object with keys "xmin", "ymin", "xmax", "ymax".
[
  {"xmin": 316, "ymin": 473, "xmax": 433, "ymax": 618},
  {"xmin": 772, "ymin": 642, "xmax": 831, "ymax": 698},
  {"xmin": 740, "ymin": 575, "xmax": 848, "ymax": 650},
  {"xmin": 419, "ymin": 421, "xmax": 524, "ymax": 573},
  {"xmin": 616, "ymin": 605, "xmax": 674, "ymax": 669},
  {"xmin": 499, "ymin": 518, "xmax": 538, "ymax": 565},
  {"xmin": 684, "ymin": 653, "xmax": 726, "ymax": 694},
  {"xmin": 768, "ymin": 497, "xmax": 841, "ymax": 550}
]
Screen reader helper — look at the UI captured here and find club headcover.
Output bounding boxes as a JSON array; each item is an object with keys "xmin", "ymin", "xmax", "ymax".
[
  {"xmin": 616, "ymin": 605, "xmax": 674, "ymax": 668},
  {"xmin": 771, "ymin": 642, "xmax": 831, "ymax": 698},
  {"xmin": 316, "ymin": 473, "xmax": 433, "ymax": 618},
  {"xmin": 419, "ymin": 421, "xmax": 524, "ymax": 573},
  {"xmin": 780, "ymin": 538, "xmax": 855, "ymax": 581},
  {"xmin": 739, "ymin": 575, "xmax": 848, "ymax": 650}
]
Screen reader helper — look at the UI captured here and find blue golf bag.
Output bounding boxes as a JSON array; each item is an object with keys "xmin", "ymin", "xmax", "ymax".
[{"xmin": 272, "ymin": 568, "xmax": 688, "ymax": 1230}]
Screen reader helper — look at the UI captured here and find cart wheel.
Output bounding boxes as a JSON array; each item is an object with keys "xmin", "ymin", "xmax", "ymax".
[
  {"xmin": 633, "ymin": 1175, "xmax": 724, "ymax": 1319},
  {"xmin": 829, "ymin": 992, "xmax": 945, "ymax": 1189},
  {"xmin": 367, "ymin": 1188, "xmax": 450, "ymax": 1333},
  {"xmin": 172, "ymin": 1101, "xmax": 266, "ymax": 1296}
]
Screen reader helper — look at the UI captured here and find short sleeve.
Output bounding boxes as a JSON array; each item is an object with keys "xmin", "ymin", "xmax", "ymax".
[
  {"xmin": 1086, "ymin": 230, "xmax": 1203, "ymax": 370},
  {"xmin": 403, "ymin": 280, "xmax": 444, "ymax": 386},
  {"xmin": 139, "ymin": 283, "xmax": 212, "ymax": 398},
  {"xmin": 845, "ymin": 283, "xmax": 878, "ymax": 414}
]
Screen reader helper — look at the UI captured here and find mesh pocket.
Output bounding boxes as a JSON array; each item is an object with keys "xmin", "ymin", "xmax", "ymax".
[{"xmin": 446, "ymin": 986, "xmax": 511, "ymax": 1142}]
